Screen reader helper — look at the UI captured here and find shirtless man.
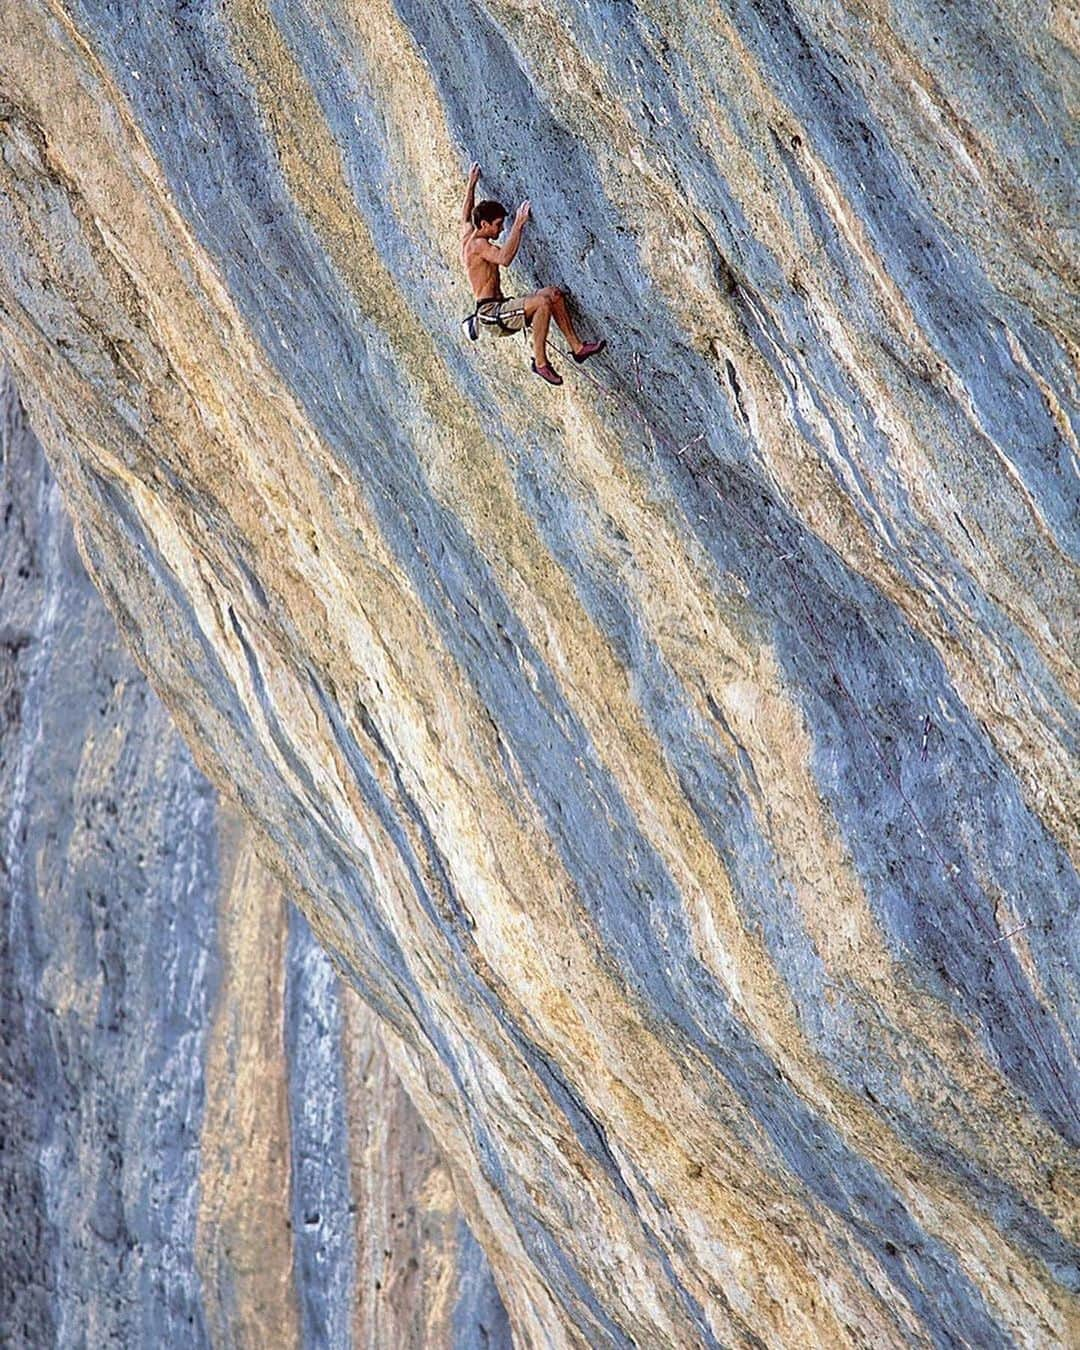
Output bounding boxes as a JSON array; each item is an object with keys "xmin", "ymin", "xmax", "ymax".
[{"xmin": 459, "ymin": 162, "xmax": 605, "ymax": 386}]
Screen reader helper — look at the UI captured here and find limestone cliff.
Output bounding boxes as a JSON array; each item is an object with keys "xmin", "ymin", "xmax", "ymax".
[
  {"xmin": 1, "ymin": 2, "xmax": 1077, "ymax": 1345},
  {"xmin": 0, "ymin": 370, "xmax": 508, "ymax": 1347}
]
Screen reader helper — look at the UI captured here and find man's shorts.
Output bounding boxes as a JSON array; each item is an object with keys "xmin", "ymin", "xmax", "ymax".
[{"xmin": 476, "ymin": 296, "xmax": 529, "ymax": 337}]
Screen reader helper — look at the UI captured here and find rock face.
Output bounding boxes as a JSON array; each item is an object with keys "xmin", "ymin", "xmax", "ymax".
[
  {"xmin": 0, "ymin": 2, "xmax": 1077, "ymax": 1345},
  {"xmin": 0, "ymin": 370, "xmax": 508, "ymax": 1347}
]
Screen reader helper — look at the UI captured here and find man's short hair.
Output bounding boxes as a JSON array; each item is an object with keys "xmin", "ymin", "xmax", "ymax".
[{"xmin": 472, "ymin": 199, "xmax": 507, "ymax": 228}]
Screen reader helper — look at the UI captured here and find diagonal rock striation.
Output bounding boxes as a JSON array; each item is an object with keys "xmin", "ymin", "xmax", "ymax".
[
  {"xmin": 0, "ymin": 369, "xmax": 509, "ymax": 1348},
  {"xmin": 1, "ymin": 1, "xmax": 1077, "ymax": 1344}
]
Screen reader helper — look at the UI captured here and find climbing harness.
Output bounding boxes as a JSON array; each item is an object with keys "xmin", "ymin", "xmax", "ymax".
[{"xmin": 461, "ymin": 294, "xmax": 530, "ymax": 345}]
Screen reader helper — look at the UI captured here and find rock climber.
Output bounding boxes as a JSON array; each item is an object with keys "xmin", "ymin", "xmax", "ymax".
[{"xmin": 459, "ymin": 162, "xmax": 605, "ymax": 386}]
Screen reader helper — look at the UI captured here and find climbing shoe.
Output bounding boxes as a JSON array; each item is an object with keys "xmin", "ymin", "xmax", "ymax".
[
  {"xmin": 572, "ymin": 340, "xmax": 606, "ymax": 363},
  {"xmin": 531, "ymin": 359, "xmax": 564, "ymax": 386}
]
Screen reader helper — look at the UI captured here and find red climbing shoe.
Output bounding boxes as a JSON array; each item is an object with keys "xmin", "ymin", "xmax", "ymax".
[
  {"xmin": 572, "ymin": 340, "xmax": 606, "ymax": 363},
  {"xmin": 531, "ymin": 359, "xmax": 564, "ymax": 386}
]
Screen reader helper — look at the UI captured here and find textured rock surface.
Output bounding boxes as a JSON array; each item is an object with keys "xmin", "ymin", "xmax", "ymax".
[
  {"xmin": 1, "ymin": 2, "xmax": 1077, "ymax": 1345},
  {"xmin": 0, "ymin": 370, "xmax": 508, "ymax": 1347}
]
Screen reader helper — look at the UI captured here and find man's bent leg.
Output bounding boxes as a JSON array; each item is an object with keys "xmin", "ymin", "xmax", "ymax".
[
  {"xmin": 522, "ymin": 287, "xmax": 585, "ymax": 363},
  {"xmin": 521, "ymin": 292, "xmax": 554, "ymax": 366},
  {"xmin": 547, "ymin": 288, "xmax": 583, "ymax": 352},
  {"xmin": 549, "ymin": 287, "xmax": 604, "ymax": 363}
]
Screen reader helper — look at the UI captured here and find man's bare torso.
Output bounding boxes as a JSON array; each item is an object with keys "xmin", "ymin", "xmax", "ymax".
[{"xmin": 461, "ymin": 234, "xmax": 502, "ymax": 301}]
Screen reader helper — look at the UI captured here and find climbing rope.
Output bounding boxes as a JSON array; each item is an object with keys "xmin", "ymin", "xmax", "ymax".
[{"xmin": 548, "ymin": 335, "xmax": 1080, "ymax": 1132}]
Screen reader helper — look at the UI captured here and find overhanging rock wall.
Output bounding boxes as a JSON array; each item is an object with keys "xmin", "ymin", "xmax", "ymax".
[
  {"xmin": 0, "ymin": 370, "xmax": 508, "ymax": 1349},
  {"xmin": 1, "ymin": 2, "xmax": 1077, "ymax": 1345}
]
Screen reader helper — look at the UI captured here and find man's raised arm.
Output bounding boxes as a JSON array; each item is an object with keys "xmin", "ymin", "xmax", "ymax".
[
  {"xmin": 495, "ymin": 200, "xmax": 531, "ymax": 265},
  {"xmin": 461, "ymin": 162, "xmax": 480, "ymax": 232}
]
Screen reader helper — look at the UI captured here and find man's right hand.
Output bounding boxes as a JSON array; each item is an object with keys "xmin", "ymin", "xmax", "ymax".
[{"xmin": 516, "ymin": 200, "xmax": 531, "ymax": 222}]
